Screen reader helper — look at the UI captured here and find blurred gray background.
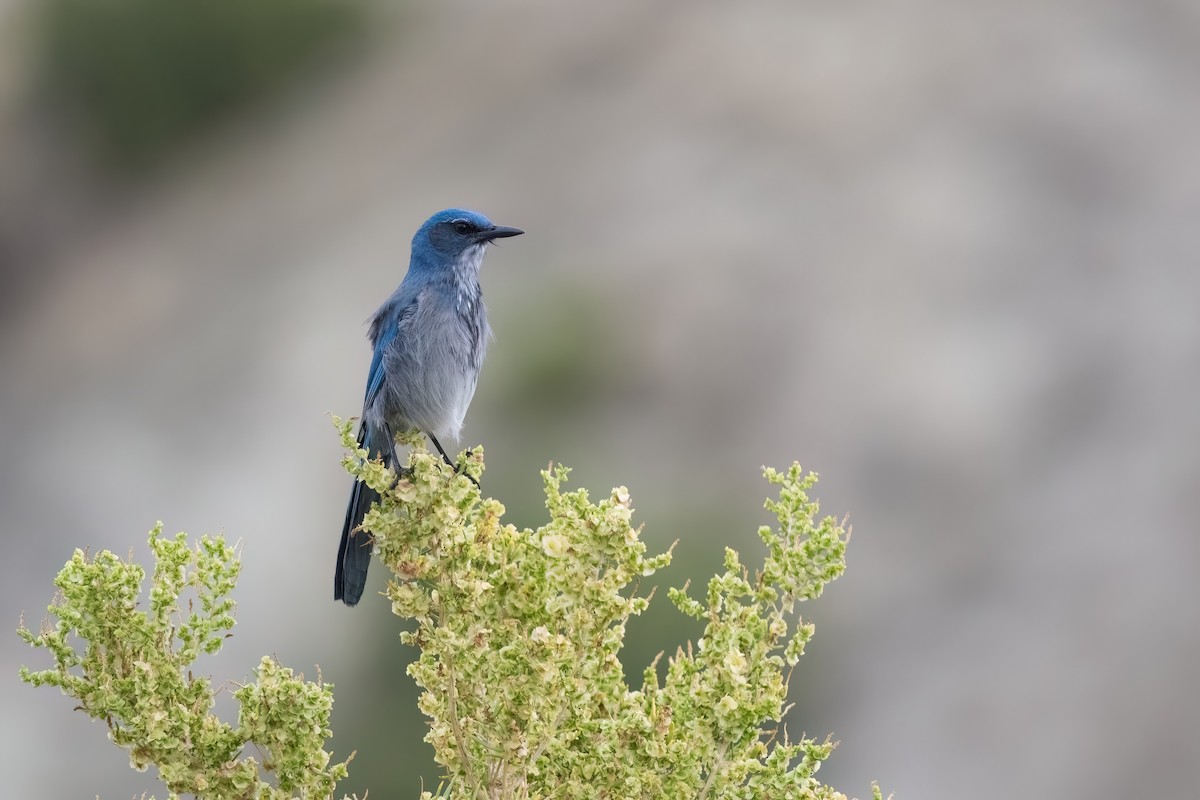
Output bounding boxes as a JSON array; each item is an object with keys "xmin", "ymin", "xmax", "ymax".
[{"xmin": 2, "ymin": 0, "xmax": 1197, "ymax": 797}]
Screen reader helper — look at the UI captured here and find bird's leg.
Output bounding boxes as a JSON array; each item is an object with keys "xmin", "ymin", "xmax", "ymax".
[
  {"xmin": 384, "ymin": 423, "xmax": 401, "ymax": 470},
  {"xmin": 383, "ymin": 424, "xmax": 412, "ymax": 485},
  {"xmin": 427, "ymin": 433, "xmax": 479, "ymax": 487},
  {"xmin": 426, "ymin": 433, "xmax": 455, "ymax": 467}
]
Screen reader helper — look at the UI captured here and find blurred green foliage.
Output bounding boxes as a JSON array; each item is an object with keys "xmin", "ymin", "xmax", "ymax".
[
  {"xmin": 490, "ymin": 283, "xmax": 649, "ymax": 413},
  {"xmin": 35, "ymin": 0, "xmax": 362, "ymax": 167}
]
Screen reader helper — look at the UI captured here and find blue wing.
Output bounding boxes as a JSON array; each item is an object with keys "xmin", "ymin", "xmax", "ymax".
[
  {"xmin": 338, "ymin": 295, "xmax": 415, "ymax": 605},
  {"xmin": 363, "ymin": 294, "xmax": 418, "ymax": 408},
  {"xmin": 363, "ymin": 323, "xmax": 395, "ymax": 407}
]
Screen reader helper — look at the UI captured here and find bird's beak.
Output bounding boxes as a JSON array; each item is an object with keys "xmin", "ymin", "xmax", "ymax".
[{"xmin": 481, "ymin": 225, "xmax": 524, "ymax": 242}]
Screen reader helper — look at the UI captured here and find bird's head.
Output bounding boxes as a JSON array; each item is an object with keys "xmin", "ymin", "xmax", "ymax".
[{"xmin": 412, "ymin": 209, "xmax": 524, "ymax": 269}]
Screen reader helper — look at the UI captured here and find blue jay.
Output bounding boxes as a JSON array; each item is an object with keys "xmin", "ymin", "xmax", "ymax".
[{"xmin": 336, "ymin": 208, "xmax": 523, "ymax": 606}]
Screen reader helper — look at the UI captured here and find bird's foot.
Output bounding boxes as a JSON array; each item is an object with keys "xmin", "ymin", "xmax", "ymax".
[
  {"xmin": 427, "ymin": 433, "xmax": 480, "ymax": 487},
  {"xmin": 389, "ymin": 465, "xmax": 414, "ymax": 489},
  {"xmin": 457, "ymin": 466, "xmax": 480, "ymax": 488}
]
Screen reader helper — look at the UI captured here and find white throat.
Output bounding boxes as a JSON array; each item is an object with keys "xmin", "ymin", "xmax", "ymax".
[{"xmin": 454, "ymin": 243, "xmax": 486, "ymax": 311}]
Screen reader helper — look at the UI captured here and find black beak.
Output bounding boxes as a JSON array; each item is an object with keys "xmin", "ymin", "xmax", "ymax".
[{"xmin": 481, "ymin": 225, "xmax": 524, "ymax": 242}]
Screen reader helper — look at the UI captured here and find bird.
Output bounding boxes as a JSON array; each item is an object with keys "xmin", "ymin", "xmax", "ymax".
[{"xmin": 336, "ymin": 208, "xmax": 523, "ymax": 606}]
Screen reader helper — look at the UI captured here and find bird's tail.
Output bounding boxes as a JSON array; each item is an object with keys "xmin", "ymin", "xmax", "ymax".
[{"xmin": 335, "ymin": 423, "xmax": 386, "ymax": 606}]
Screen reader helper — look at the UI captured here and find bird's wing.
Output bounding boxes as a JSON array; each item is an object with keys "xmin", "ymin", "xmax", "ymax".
[
  {"xmin": 363, "ymin": 294, "xmax": 418, "ymax": 407},
  {"xmin": 363, "ymin": 329, "xmax": 392, "ymax": 406}
]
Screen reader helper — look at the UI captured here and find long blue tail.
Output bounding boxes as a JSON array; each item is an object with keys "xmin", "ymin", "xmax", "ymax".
[{"xmin": 335, "ymin": 423, "xmax": 386, "ymax": 605}]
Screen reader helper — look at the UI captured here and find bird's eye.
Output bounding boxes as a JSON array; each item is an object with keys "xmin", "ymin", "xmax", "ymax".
[{"xmin": 453, "ymin": 221, "xmax": 471, "ymax": 235}]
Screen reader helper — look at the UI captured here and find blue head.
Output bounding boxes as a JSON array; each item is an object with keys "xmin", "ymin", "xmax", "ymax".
[{"xmin": 409, "ymin": 209, "xmax": 523, "ymax": 278}]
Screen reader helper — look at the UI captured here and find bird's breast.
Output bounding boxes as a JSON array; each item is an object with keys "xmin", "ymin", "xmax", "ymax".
[{"xmin": 375, "ymin": 283, "xmax": 487, "ymax": 441}]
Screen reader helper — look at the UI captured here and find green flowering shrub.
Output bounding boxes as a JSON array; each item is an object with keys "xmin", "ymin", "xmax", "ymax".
[
  {"xmin": 18, "ymin": 417, "xmax": 879, "ymax": 800},
  {"xmin": 338, "ymin": 417, "xmax": 871, "ymax": 800},
  {"xmin": 18, "ymin": 526, "xmax": 350, "ymax": 800}
]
